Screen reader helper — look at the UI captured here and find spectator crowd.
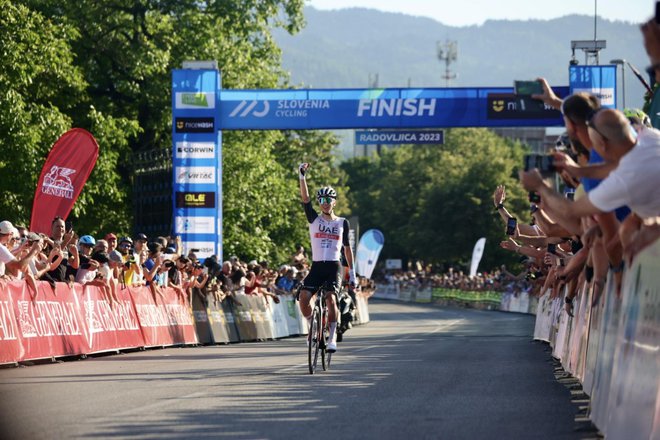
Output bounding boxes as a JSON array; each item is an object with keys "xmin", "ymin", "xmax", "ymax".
[{"xmin": 0, "ymin": 222, "xmax": 373, "ymax": 307}]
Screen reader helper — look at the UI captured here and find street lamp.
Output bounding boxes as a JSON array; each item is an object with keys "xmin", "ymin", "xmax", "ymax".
[{"xmin": 610, "ymin": 58, "xmax": 626, "ymax": 108}]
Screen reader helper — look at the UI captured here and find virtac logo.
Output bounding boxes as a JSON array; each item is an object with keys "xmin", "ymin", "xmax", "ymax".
[
  {"xmin": 175, "ymin": 167, "xmax": 216, "ymax": 184},
  {"xmin": 228, "ymin": 101, "xmax": 270, "ymax": 118}
]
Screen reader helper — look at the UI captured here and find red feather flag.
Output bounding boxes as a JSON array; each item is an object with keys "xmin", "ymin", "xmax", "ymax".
[{"xmin": 30, "ymin": 128, "xmax": 99, "ymax": 234}]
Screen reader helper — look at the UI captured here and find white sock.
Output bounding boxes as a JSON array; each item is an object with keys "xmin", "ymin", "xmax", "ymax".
[{"xmin": 329, "ymin": 322, "xmax": 337, "ymax": 342}]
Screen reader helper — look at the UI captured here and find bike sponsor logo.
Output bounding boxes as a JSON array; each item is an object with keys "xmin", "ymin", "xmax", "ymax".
[
  {"xmin": 572, "ymin": 87, "xmax": 615, "ymax": 107},
  {"xmin": 175, "ymin": 167, "xmax": 215, "ymax": 184},
  {"xmin": 175, "ymin": 191, "xmax": 215, "ymax": 208},
  {"xmin": 175, "ymin": 141, "xmax": 216, "ymax": 159},
  {"xmin": 175, "ymin": 216, "xmax": 215, "ymax": 234},
  {"xmin": 175, "ymin": 117, "xmax": 214, "ymax": 133},
  {"xmin": 42, "ymin": 165, "xmax": 76, "ymax": 199},
  {"xmin": 183, "ymin": 241, "xmax": 216, "ymax": 260},
  {"xmin": 486, "ymin": 93, "xmax": 561, "ymax": 120},
  {"xmin": 357, "ymin": 98, "xmax": 436, "ymax": 117},
  {"xmin": 175, "ymin": 92, "xmax": 215, "ymax": 109}
]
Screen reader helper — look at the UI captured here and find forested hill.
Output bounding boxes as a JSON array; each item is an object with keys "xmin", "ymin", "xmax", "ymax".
[{"xmin": 274, "ymin": 7, "xmax": 648, "ymax": 108}]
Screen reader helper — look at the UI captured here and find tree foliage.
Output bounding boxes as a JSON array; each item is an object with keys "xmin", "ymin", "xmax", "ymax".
[
  {"xmin": 3, "ymin": 0, "xmax": 344, "ymax": 263},
  {"xmin": 341, "ymin": 128, "xmax": 530, "ymax": 272}
]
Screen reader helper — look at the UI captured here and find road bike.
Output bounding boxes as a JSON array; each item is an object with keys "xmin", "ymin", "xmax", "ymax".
[{"xmin": 306, "ymin": 282, "xmax": 334, "ymax": 374}]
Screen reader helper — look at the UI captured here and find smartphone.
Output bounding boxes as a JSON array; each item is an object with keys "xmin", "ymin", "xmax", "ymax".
[
  {"xmin": 506, "ymin": 217, "xmax": 517, "ymax": 236},
  {"xmin": 547, "ymin": 243, "xmax": 557, "ymax": 254},
  {"xmin": 65, "ymin": 220, "xmax": 73, "ymax": 232},
  {"xmin": 528, "ymin": 191, "xmax": 541, "ymax": 203},
  {"xmin": 524, "ymin": 154, "xmax": 555, "ymax": 173},
  {"xmin": 514, "ymin": 80, "xmax": 543, "ymax": 96}
]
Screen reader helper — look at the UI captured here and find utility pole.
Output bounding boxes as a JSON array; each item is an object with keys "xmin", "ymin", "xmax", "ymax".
[{"xmin": 437, "ymin": 40, "xmax": 458, "ymax": 87}]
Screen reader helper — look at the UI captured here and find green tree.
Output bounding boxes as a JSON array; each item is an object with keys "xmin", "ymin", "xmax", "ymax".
[
  {"xmin": 8, "ymin": 0, "xmax": 343, "ymax": 265},
  {"xmin": 342, "ymin": 128, "xmax": 530, "ymax": 272}
]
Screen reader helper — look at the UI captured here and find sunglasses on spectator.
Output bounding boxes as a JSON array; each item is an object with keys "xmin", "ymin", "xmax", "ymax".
[
  {"xmin": 119, "ymin": 243, "xmax": 132, "ymax": 248},
  {"xmin": 318, "ymin": 197, "xmax": 334, "ymax": 205},
  {"xmin": 586, "ymin": 109, "xmax": 608, "ymax": 140}
]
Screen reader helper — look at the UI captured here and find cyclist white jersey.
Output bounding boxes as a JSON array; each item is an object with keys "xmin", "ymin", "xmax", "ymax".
[{"xmin": 303, "ymin": 202, "xmax": 350, "ymax": 261}]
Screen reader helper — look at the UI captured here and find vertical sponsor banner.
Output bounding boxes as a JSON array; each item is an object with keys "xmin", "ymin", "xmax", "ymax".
[
  {"xmin": 469, "ymin": 237, "xmax": 486, "ymax": 277},
  {"xmin": 172, "ymin": 69, "xmax": 222, "ymax": 262},
  {"xmin": 569, "ymin": 65, "xmax": 616, "ymax": 109},
  {"xmin": 30, "ymin": 128, "xmax": 99, "ymax": 234},
  {"xmin": 355, "ymin": 229, "xmax": 385, "ymax": 279}
]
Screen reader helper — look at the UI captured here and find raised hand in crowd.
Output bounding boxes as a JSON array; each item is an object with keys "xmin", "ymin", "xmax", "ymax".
[{"xmin": 531, "ymin": 77, "xmax": 562, "ymax": 110}]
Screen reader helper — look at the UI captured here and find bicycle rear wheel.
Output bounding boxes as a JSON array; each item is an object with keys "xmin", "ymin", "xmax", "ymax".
[{"xmin": 308, "ymin": 307, "xmax": 321, "ymax": 374}]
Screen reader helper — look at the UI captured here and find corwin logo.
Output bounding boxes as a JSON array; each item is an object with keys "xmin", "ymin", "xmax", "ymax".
[
  {"xmin": 42, "ymin": 165, "xmax": 75, "ymax": 199},
  {"xmin": 175, "ymin": 141, "xmax": 216, "ymax": 159},
  {"xmin": 228, "ymin": 100, "xmax": 270, "ymax": 118},
  {"xmin": 175, "ymin": 191, "xmax": 215, "ymax": 208},
  {"xmin": 175, "ymin": 117, "xmax": 214, "ymax": 133}
]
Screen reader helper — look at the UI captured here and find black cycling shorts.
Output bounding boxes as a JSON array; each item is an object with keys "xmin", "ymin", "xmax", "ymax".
[{"xmin": 301, "ymin": 261, "xmax": 342, "ymax": 295}]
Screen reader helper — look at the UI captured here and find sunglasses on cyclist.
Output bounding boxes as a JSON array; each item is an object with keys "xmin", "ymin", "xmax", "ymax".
[{"xmin": 318, "ymin": 197, "xmax": 334, "ymax": 205}]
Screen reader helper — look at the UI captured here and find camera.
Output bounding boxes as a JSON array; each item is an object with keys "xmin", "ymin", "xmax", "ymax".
[
  {"xmin": 547, "ymin": 243, "xmax": 557, "ymax": 255},
  {"xmin": 506, "ymin": 217, "xmax": 517, "ymax": 236},
  {"xmin": 528, "ymin": 191, "xmax": 541, "ymax": 203},
  {"xmin": 524, "ymin": 154, "xmax": 555, "ymax": 173}
]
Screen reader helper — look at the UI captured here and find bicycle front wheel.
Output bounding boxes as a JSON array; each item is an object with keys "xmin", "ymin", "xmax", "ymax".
[{"xmin": 308, "ymin": 308, "xmax": 321, "ymax": 374}]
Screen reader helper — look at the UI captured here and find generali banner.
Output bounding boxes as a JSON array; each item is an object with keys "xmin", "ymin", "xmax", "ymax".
[
  {"xmin": 0, "ymin": 280, "xmax": 198, "ymax": 364},
  {"xmin": 30, "ymin": 128, "xmax": 99, "ymax": 234}
]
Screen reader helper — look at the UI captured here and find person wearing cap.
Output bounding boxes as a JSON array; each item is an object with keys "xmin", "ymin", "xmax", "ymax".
[
  {"xmin": 105, "ymin": 233, "xmax": 118, "ymax": 253},
  {"xmin": 0, "ymin": 221, "xmax": 43, "ymax": 278},
  {"xmin": 117, "ymin": 236, "xmax": 142, "ymax": 287},
  {"xmin": 134, "ymin": 233, "xmax": 148, "ymax": 255}
]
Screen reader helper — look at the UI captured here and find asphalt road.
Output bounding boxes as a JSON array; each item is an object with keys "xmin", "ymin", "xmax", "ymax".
[{"xmin": 0, "ymin": 300, "xmax": 585, "ymax": 439}]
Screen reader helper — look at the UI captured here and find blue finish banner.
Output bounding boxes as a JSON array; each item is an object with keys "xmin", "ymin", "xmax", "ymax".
[
  {"xmin": 171, "ymin": 69, "xmax": 222, "ymax": 261},
  {"xmin": 569, "ymin": 65, "xmax": 617, "ymax": 108},
  {"xmin": 355, "ymin": 130, "xmax": 444, "ymax": 145},
  {"xmin": 218, "ymin": 87, "xmax": 569, "ymax": 130}
]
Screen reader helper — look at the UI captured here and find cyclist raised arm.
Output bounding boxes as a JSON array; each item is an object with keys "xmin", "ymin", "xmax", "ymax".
[{"xmin": 297, "ymin": 163, "xmax": 355, "ymax": 352}]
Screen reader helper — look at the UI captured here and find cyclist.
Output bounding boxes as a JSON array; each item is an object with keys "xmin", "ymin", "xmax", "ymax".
[{"xmin": 298, "ymin": 162, "xmax": 356, "ymax": 352}]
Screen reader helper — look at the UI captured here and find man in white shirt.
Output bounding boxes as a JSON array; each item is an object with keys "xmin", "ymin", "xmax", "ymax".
[
  {"xmin": 0, "ymin": 221, "xmax": 42, "ymax": 277},
  {"xmin": 520, "ymin": 109, "xmax": 660, "ymax": 222}
]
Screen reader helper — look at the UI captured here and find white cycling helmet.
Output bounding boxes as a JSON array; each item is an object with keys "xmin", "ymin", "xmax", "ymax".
[{"xmin": 316, "ymin": 186, "xmax": 337, "ymax": 200}]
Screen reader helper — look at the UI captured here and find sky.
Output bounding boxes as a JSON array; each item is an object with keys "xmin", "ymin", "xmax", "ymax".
[{"xmin": 307, "ymin": 0, "xmax": 654, "ymax": 27}]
